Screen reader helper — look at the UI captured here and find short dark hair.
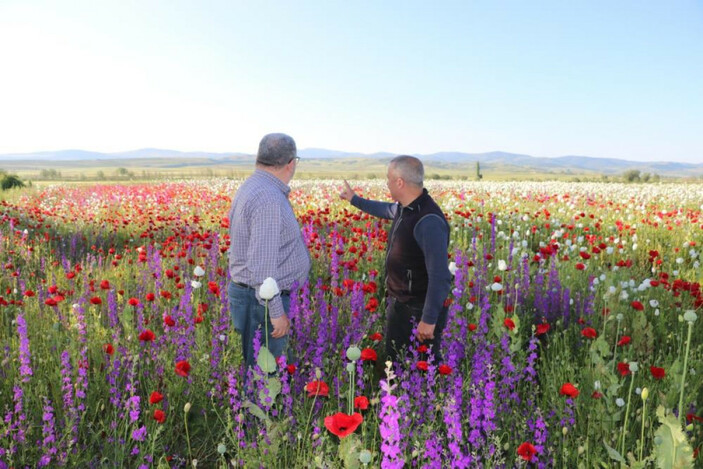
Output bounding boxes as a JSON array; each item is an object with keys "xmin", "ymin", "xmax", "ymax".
[
  {"xmin": 390, "ymin": 155, "xmax": 423, "ymax": 186},
  {"xmin": 256, "ymin": 133, "xmax": 297, "ymax": 167}
]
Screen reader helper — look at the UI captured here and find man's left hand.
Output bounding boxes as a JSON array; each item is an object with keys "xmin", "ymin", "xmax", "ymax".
[{"xmin": 416, "ymin": 321, "xmax": 435, "ymax": 342}]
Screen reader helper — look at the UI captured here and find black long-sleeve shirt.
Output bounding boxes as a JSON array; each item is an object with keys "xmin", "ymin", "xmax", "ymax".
[{"xmin": 350, "ymin": 194, "xmax": 451, "ymax": 325}]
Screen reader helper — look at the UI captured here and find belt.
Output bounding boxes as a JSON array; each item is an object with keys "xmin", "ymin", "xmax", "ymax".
[{"xmin": 233, "ymin": 281, "xmax": 290, "ymax": 296}]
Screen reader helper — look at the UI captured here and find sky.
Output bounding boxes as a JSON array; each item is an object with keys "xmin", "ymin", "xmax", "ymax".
[{"xmin": 1, "ymin": 1, "xmax": 702, "ymax": 163}]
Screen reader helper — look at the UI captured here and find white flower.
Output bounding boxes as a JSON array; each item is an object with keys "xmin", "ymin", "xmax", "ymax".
[
  {"xmin": 628, "ymin": 362, "xmax": 639, "ymax": 373},
  {"xmin": 616, "ymin": 398, "xmax": 625, "ymax": 407},
  {"xmin": 190, "ymin": 280, "xmax": 202, "ymax": 289},
  {"xmin": 684, "ymin": 310, "xmax": 698, "ymax": 323},
  {"xmin": 497, "ymin": 260, "xmax": 507, "ymax": 271},
  {"xmin": 448, "ymin": 262, "xmax": 458, "ymax": 275},
  {"xmin": 193, "ymin": 266, "xmax": 205, "ymax": 277},
  {"xmin": 649, "ymin": 299, "xmax": 659, "ymax": 308},
  {"xmin": 259, "ymin": 277, "xmax": 280, "ymax": 300},
  {"xmin": 490, "ymin": 282, "xmax": 503, "ymax": 292}
]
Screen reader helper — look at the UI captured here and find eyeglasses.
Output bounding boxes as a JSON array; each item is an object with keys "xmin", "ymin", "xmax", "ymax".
[{"xmin": 290, "ymin": 156, "xmax": 301, "ymax": 164}]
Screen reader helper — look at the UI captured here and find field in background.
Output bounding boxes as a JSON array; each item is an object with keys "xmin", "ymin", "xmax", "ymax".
[{"xmin": 2, "ymin": 156, "xmax": 696, "ymax": 183}]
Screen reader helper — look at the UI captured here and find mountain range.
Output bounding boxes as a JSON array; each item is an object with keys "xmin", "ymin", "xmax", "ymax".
[{"xmin": 0, "ymin": 148, "xmax": 701, "ymax": 177}]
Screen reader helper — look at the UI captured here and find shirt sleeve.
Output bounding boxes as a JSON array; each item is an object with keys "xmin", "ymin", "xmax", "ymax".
[
  {"xmin": 247, "ymin": 197, "xmax": 286, "ymax": 319},
  {"xmin": 413, "ymin": 214, "xmax": 452, "ymax": 325},
  {"xmin": 350, "ymin": 195, "xmax": 398, "ymax": 220}
]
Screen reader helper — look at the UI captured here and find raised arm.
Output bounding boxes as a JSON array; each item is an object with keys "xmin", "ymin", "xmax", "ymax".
[{"xmin": 339, "ymin": 180, "xmax": 398, "ymax": 220}]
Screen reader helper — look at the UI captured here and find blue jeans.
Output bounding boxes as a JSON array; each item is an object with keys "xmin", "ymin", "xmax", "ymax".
[{"xmin": 228, "ymin": 281, "xmax": 290, "ymax": 369}]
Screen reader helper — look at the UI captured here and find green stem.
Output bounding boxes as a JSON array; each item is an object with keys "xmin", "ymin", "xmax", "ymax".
[
  {"xmin": 264, "ymin": 300, "xmax": 270, "ymax": 352},
  {"xmin": 639, "ymin": 399, "xmax": 647, "ymax": 461},
  {"xmin": 620, "ymin": 373, "xmax": 636, "ymax": 455},
  {"xmin": 678, "ymin": 321, "xmax": 693, "ymax": 425},
  {"xmin": 611, "ymin": 319, "xmax": 621, "ymax": 374},
  {"xmin": 185, "ymin": 412, "xmax": 193, "ymax": 463}
]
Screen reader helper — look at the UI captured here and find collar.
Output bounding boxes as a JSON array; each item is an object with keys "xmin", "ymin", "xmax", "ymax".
[
  {"xmin": 403, "ymin": 188, "xmax": 430, "ymax": 211},
  {"xmin": 253, "ymin": 168, "xmax": 291, "ymax": 196}
]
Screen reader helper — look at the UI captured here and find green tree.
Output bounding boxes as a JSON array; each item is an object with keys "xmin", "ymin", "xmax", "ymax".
[
  {"xmin": 1, "ymin": 173, "xmax": 25, "ymax": 190},
  {"xmin": 623, "ymin": 169, "xmax": 641, "ymax": 183},
  {"xmin": 476, "ymin": 161, "xmax": 483, "ymax": 180}
]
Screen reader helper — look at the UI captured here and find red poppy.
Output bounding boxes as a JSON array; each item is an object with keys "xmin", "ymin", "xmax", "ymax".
[
  {"xmin": 438, "ymin": 364, "xmax": 453, "ymax": 375},
  {"xmin": 153, "ymin": 409, "xmax": 166, "ymax": 424},
  {"xmin": 517, "ymin": 441, "xmax": 537, "ymax": 461},
  {"xmin": 468, "ymin": 323, "xmax": 477, "ymax": 332},
  {"xmin": 90, "ymin": 296, "xmax": 102, "ymax": 305},
  {"xmin": 360, "ymin": 348, "xmax": 377, "ymax": 362},
  {"xmin": 145, "ymin": 292, "xmax": 156, "ymax": 302},
  {"xmin": 536, "ymin": 323, "xmax": 550, "ymax": 335},
  {"xmin": 581, "ymin": 327, "xmax": 597, "ymax": 339},
  {"xmin": 45, "ymin": 298, "xmax": 58, "ymax": 307},
  {"xmin": 504, "ymin": 318, "xmax": 515, "ymax": 331},
  {"xmin": 208, "ymin": 281, "xmax": 220, "ymax": 295},
  {"xmin": 286, "ymin": 364, "xmax": 296, "ymax": 375},
  {"xmin": 368, "ymin": 332, "xmax": 383, "ymax": 342},
  {"xmin": 650, "ymin": 366, "xmax": 666, "ymax": 380},
  {"xmin": 160, "ymin": 290, "xmax": 172, "ymax": 300},
  {"xmin": 128, "ymin": 297, "xmax": 140, "ymax": 306},
  {"xmin": 103, "ymin": 343, "xmax": 114, "ymax": 355},
  {"xmin": 100, "ymin": 280, "xmax": 110, "ymax": 290},
  {"xmin": 416, "ymin": 361, "xmax": 429, "ymax": 372},
  {"xmin": 575, "ymin": 263, "xmax": 586, "ymax": 271},
  {"xmin": 23, "ymin": 290, "xmax": 35, "ymax": 297},
  {"xmin": 617, "ymin": 362, "xmax": 631, "ymax": 376},
  {"xmin": 354, "ymin": 396, "xmax": 369, "ymax": 410},
  {"xmin": 365, "ymin": 297, "xmax": 378, "ymax": 312},
  {"xmin": 617, "ymin": 336, "xmax": 631, "ymax": 346},
  {"xmin": 417, "ymin": 344, "xmax": 429, "ymax": 354},
  {"xmin": 591, "ymin": 391, "xmax": 603, "ymax": 399},
  {"xmin": 560, "ymin": 383, "xmax": 579, "ymax": 398},
  {"xmin": 306, "ymin": 381, "xmax": 329, "ymax": 398},
  {"xmin": 631, "ymin": 301, "xmax": 644, "ymax": 311},
  {"xmin": 138, "ymin": 329, "xmax": 156, "ymax": 342},
  {"xmin": 163, "ymin": 315, "xmax": 175, "ymax": 327},
  {"xmin": 324, "ymin": 412, "xmax": 363, "ymax": 438},
  {"xmin": 149, "ymin": 391, "xmax": 164, "ymax": 404},
  {"xmin": 175, "ymin": 360, "xmax": 191, "ymax": 377}
]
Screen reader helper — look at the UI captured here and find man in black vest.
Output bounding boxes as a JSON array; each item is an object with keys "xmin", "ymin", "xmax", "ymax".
[{"xmin": 340, "ymin": 155, "xmax": 452, "ymax": 364}]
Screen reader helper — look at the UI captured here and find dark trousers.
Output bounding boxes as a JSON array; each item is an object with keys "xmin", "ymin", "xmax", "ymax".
[{"xmin": 384, "ymin": 297, "xmax": 448, "ymax": 364}]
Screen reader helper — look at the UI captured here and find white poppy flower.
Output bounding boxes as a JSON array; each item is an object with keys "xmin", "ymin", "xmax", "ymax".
[
  {"xmin": 497, "ymin": 260, "xmax": 507, "ymax": 271},
  {"xmin": 191, "ymin": 280, "xmax": 202, "ymax": 289},
  {"xmin": 259, "ymin": 277, "xmax": 280, "ymax": 300},
  {"xmin": 448, "ymin": 262, "xmax": 458, "ymax": 275},
  {"xmin": 193, "ymin": 266, "xmax": 205, "ymax": 277}
]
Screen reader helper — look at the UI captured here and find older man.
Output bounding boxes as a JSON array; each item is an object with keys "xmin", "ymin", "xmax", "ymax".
[
  {"xmin": 340, "ymin": 155, "xmax": 452, "ymax": 363},
  {"xmin": 228, "ymin": 133, "xmax": 310, "ymax": 368}
]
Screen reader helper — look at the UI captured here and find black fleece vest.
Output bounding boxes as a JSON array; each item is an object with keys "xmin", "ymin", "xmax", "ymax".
[{"xmin": 385, "ymin": 189, "xmax": 449, "ymax": 303}]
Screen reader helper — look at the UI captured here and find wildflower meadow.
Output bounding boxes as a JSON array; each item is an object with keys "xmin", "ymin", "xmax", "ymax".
[{"xmin": 1, "ymin": 179, "xmax": 702, "ymax": 468}]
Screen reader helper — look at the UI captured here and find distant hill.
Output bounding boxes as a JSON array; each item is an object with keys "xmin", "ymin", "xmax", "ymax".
[{"xmin": 0, "ymin": 148, "xmax": 701, "ymax": 177}]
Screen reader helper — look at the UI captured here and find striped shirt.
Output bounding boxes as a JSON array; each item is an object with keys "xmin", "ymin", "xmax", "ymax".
[{"xmin": 228, "ymin": 169, "xmax": 311, "ymax": 318}]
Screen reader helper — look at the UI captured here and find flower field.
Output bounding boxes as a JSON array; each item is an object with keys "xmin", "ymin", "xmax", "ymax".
[{"xmin": 1, "ymin": 179, "xmax": 702, "ymax": 468}]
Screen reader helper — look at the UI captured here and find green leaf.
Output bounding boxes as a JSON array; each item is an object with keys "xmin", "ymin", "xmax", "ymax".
[
  {"xmin": 257, "ymin": 346, "xmax": 277, "ymax": 374},
  {"xmin": 653, "ymin": 405, "xmax": 694, "ymax": 469},
  {"xmin": 590, "ymin": 335, "xmax": 611, "ymax": 359},
  {"xmin": 242, "ymin": 400, "xmax": 269, "ymax": 422},
  {"xmin": 339, "ymin": 433, "xmax": 362, "ymax": 469},
  {"xmin": 603, "ymin": 440, "xmax": 625, "ymax": 464},
  {"xmin": 259, "ymin": 377, "xmax": 282, "ymax": 403}
]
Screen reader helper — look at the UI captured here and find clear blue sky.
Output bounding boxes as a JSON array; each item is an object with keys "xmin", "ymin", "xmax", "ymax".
[{"xmin": 1, "ymin": 1, "xmax": 702, "ymax": 162}]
